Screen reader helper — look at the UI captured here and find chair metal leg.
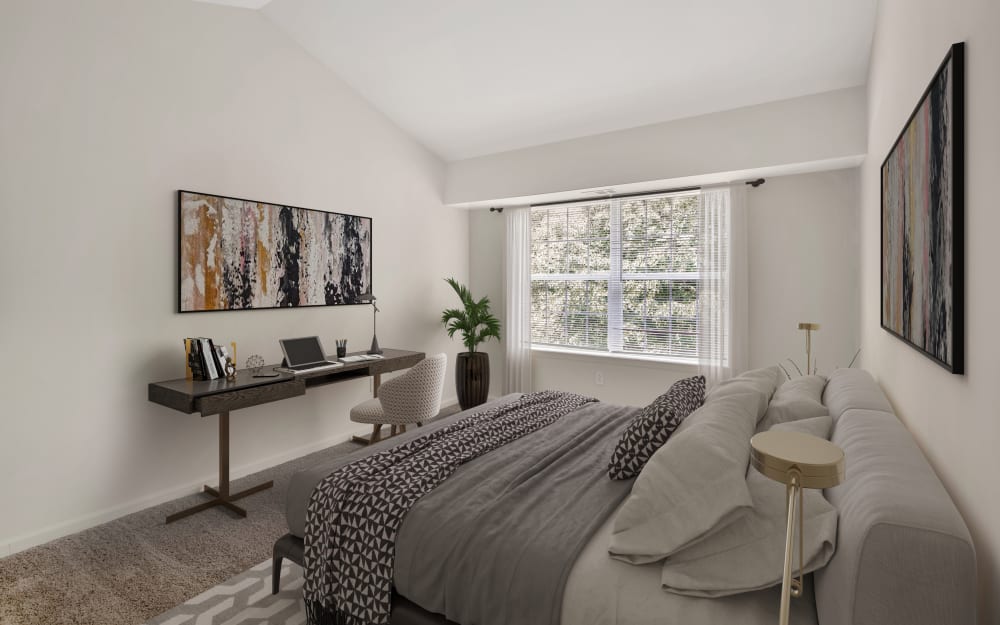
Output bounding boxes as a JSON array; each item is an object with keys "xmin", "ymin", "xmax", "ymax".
[{"xmin": 272, "ymin": 551, "xmax": 283, "ymax": 595}]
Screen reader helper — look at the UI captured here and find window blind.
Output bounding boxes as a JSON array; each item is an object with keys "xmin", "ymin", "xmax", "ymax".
[{"xmin": 530, "ymin": 190, "xmax": 703, "ymax": 359}]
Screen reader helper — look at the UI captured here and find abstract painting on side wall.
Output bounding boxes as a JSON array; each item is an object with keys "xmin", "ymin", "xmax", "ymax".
[
  {"xmin": 178, "ymin": 190, "xmax": 372, "ymax": 312},
  {"xmin": 881, "ymin": 42, "xmax": 964, "ymax": 374}
]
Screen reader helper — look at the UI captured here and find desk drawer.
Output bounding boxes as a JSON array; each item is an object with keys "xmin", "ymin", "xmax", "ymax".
[{"xmin": 197, "ymin": 379, "xmax": 306, "ymax": 416}]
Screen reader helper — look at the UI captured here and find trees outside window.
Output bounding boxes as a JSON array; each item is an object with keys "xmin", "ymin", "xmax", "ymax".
[{"xmin": 530, "ymin": 191, "xmax": 701, "ymax": 359}]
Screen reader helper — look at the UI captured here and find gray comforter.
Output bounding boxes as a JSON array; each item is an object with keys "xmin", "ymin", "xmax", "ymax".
[{"xmin": 286, "ymin": 396, "xmax": 637, "ymax": 625}]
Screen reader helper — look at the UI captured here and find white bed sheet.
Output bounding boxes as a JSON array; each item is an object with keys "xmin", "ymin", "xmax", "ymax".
[{"xmin": 561, "ymin": 503, "xmax": 820, "ymax": 625}]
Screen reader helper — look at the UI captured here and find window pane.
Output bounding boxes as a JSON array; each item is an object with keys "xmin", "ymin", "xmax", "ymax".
[
  {"xmin": 620, "ymin": 278, "xmax": 700, "ymax": 357},
  {"xmin": 590, "ymin": 204, "xmax": 611, "ymax": 239},
  {"xmin": 531, "ymin": 191, "xmax": 701, "ymax": 358},
  {"xmin": 565, "ymin": 240, "xmax": 588, "ymax": 273},
  {"xmin": 530, "ymin": 278, "xmax": 608, "ymax": 351}
]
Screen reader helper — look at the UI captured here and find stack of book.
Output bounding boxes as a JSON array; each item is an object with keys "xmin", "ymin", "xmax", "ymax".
[{"xmin": 185, "ymin": 337, "xmax": 232, "ymax": 381}]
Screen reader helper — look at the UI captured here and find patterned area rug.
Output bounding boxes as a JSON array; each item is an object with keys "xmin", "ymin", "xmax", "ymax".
[{"xmin": 145, "ymin": 559, "xmax": 305, "ymax": 625}]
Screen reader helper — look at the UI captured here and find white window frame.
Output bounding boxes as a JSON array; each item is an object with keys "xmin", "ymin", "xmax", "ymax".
[{"xmin": 529, "ymin": 191, "xmax": 701, "ymax": 365}]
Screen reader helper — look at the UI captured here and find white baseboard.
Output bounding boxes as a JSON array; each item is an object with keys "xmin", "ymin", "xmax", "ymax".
[
  {"xmin": 1, "ymin": 398, "xmax": 463, "ymax": 558},
  {"xmin": 1, "ymin": 427, "xmax": 372, "ymax": 558}
]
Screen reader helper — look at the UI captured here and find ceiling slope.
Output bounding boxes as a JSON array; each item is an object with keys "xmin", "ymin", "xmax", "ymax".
[{"xmin": 260, "ymin": 0, "xmax": 876, "ymax": 161}]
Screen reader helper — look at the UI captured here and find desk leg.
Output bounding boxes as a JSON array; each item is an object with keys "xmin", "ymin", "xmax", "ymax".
[
  {"xmin": 373, "ymin": 372, "xmax": 382, "ymax": 397},
  {"xmin": 165, "ymin": 410, "xmax": 274, "ymax": 524}
]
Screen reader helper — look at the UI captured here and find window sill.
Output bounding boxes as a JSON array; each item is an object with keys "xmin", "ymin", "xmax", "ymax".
[{"xmin": 530, "ymin": 344, "xmax": 699, "ymax": 369}]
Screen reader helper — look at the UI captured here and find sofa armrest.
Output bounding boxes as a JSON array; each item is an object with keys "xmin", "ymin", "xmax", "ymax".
[{"xmin": 815, "ymin": 408, "xmax": 976, "ymax": 625}]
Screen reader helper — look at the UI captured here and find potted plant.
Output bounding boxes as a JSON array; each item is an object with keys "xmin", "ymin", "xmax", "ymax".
[{"xmin": 441, "ymin": 277, "xmax": 501, "ymax": 409}]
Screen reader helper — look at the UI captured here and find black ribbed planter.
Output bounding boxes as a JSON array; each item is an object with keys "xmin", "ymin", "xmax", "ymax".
[{"xmin": 456, "ymin": 351, "xmax": 490, "ymax": 410}]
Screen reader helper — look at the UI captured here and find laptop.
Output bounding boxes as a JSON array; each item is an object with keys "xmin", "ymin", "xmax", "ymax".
[{"xmin": 277, "ymin": 336, "xmax": 343, "ymax": 374}]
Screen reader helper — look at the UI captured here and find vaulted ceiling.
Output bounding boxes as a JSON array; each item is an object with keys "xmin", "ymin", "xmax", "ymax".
[{"xmin": 197, "ymin": 0, "xmax": 877, "ymax": 161}]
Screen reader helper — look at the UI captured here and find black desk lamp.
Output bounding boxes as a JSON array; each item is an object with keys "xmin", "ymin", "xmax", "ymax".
[{"xmin": 355, "ymin": 292, "xmax": 383, "ymax": 355}]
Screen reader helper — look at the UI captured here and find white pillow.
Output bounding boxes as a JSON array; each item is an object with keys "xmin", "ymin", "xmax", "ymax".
[
  {"xmin": 659, "ymin": 416, "xmax": 838, "ymax": 597},
  {"xmin": 757, "ymin": 375, "xmax": 827, "ymax": 431},
  {"xmin": 608, "ymin": 392, "xmax": 760, "ymax": 564},
  {"xmin": 692, "ymin": 366, "xmax": 782, "ymax": 432}
]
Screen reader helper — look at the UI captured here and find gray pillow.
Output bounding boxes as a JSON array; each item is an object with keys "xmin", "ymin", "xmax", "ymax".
[
  {"xmin": 757, "ymin": 375, "xmax": 827, "ymax": 431},
  {"xmin": 659, "ymin": 416, "xmax": 837, "ymax": 597},
  {"xmin": 694, "ymin": 366, "xmax": 782, "ymax": 432},
  {"xmin": 608, "ymin": 392, "xmax": 759, "ymax": 564}
]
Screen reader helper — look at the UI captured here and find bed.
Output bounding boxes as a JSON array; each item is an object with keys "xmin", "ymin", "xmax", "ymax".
[{"xmin": 274, "ymin": 368, "xmax": 976, "ymax": 625}]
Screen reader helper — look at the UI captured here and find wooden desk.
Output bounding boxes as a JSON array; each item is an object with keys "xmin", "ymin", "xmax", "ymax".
[{"xmin": 148, "ymin": 348, "xmax": 424, "ymax": 523}]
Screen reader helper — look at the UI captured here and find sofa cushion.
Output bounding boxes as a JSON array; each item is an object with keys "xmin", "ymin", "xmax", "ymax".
[
  {"xmin": 821, "ymin": 368, "xmax": 892, "ymax": 421},
  {"xmin": 757, "ymin": 375, "xmax": 827, "ymax": 431}
]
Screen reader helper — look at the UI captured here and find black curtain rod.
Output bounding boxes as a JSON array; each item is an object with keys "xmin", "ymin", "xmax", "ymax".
[
  {"xmin": 527, "ymin": 179, "xmax": 765, "ymax": 209},
  {"xmin": 530, "ymin": 185, "xmax": 699, "ymax": 208}
]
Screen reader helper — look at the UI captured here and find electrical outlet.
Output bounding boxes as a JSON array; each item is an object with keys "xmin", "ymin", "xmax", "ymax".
[{"xmin": 595, "ymin": 371, "xmax": 605, "ymax": 386}]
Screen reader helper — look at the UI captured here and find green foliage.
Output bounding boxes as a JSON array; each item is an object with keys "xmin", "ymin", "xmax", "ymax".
[
  {"xmin": 441, "ymin": 278, "xmax": 501, "ymax": 353},
  {"xmin": 529, "ymin": 194, "xmax": 702, "ymax": 356}
]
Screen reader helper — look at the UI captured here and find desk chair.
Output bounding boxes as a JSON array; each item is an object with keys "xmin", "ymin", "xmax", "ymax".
[{"xmin": 350, "ymin": 353, "xmax": 447, "ymax": 443}]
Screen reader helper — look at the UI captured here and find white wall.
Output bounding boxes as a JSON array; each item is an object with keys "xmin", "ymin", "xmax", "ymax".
[
  {"xmin": 0, "ymin": 0, "xmax": 468, "ymax": 555},
  {"xmin": 468, "ymin": 169, "xmax": 861, "ymax": 407},
  {"xmin": 467, "ymin": 210, "xmax": 506, "ymax": 395},
  {"xmin": 860, "ymin": 1, "xmax": 1000, "ymax": 622},
  {"xmin": 748, "ymin": 169, "xmax": 860, "ymax": 372},
  {"xmin": 446, "ymin": 87, "xmax": 867, "ymax": 206}
]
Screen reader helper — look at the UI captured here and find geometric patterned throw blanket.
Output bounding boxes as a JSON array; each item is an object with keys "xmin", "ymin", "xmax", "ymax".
[{"xmin": 303, "ymin": 391, "xmax": 597, "ymax": 625}]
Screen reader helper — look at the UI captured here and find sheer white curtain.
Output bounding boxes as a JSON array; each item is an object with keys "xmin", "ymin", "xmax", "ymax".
[
  {"xmin": 503, "ymin": 206, "xmax": 532, "ymax": 393},
  {"xmin": 697, "ymin": 185, "xmax": 748, "ymax": 388}
]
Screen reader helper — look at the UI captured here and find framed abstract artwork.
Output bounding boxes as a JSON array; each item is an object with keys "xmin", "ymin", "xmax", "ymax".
[
  {"xmin": 178, "ymin": 190, "xmax": 372, "ymax": 312},
  {"xmin": 881, "ymin": 42, "xmax": 964, "ymax": 373}
]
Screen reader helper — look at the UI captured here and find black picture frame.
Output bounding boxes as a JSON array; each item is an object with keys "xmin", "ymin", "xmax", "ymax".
[
  {"xmin": 177, "ymin": 189, "xmax": 374, "ymax": 313},
  {"xmin": 880, "ymin": 42, "xmax": 964, "ymax": 374}
]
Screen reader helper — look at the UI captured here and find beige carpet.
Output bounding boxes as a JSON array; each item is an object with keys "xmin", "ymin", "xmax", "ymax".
[{"xmin": 0, "ymin": 407, "xmax": 459, "ymax": 625}]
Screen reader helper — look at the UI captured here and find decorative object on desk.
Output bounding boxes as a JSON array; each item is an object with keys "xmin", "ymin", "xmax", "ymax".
[
  {"xmin": 178, "ymin": 190, "xmax": 372, "ymax": 313},
  {"xmin": 441, "ymin": 277, "xmax": 501, "ymax": 410},
  {"xmin": 246, "ymin": 354, "xmax": 265, "ymax": 375},
  {"xmin": 188, "ymin": 340, "xmax": 205, "ymax": 380},
  {"xmin": 224, "ymin": 357, "xmax": 237, "ymax": 380},
  {"xmin": 184, "ymin": 337, "xmax": 227, "ymax": 381},
  {"xmin": 184, "ymin": 338, "xmax": 196, "ymax": 380},
  {"xmin": 336, "ymin": 339, "xmax": 347, "ymax": 359},
  {"xmin": 214, "ymin": 343, "xmax": 234, "ymax": 376},
  {"xmin": 881, "ymin": 42, "xmax": 964, "ymax": 374},
  {"xmin": 354, "ymin": 292, "xmax": 383, "ymax": 355},
  {"xmin": 750, "ymin": 430, "xmax": 845, "ymax": 625}
]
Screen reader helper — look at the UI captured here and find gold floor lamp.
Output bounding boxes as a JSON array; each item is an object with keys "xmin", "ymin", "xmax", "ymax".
[
  {"xmin": 798, "ymin": 322, "xmax": 820, "ymax": 375},
  {"xmin": 750, "ymin": 430, "xmax": 845, "ymax": 625}
]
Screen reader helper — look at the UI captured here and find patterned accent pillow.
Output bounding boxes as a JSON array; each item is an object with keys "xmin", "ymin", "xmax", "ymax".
[{"xmin": 607, "ymin": 375, "xmax": 706, "ymax": 480}]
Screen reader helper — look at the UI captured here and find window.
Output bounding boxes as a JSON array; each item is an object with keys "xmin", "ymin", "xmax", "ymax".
[{"xmin": 530, "ymin": 191, "xmax": 702, "ymax": 360}]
